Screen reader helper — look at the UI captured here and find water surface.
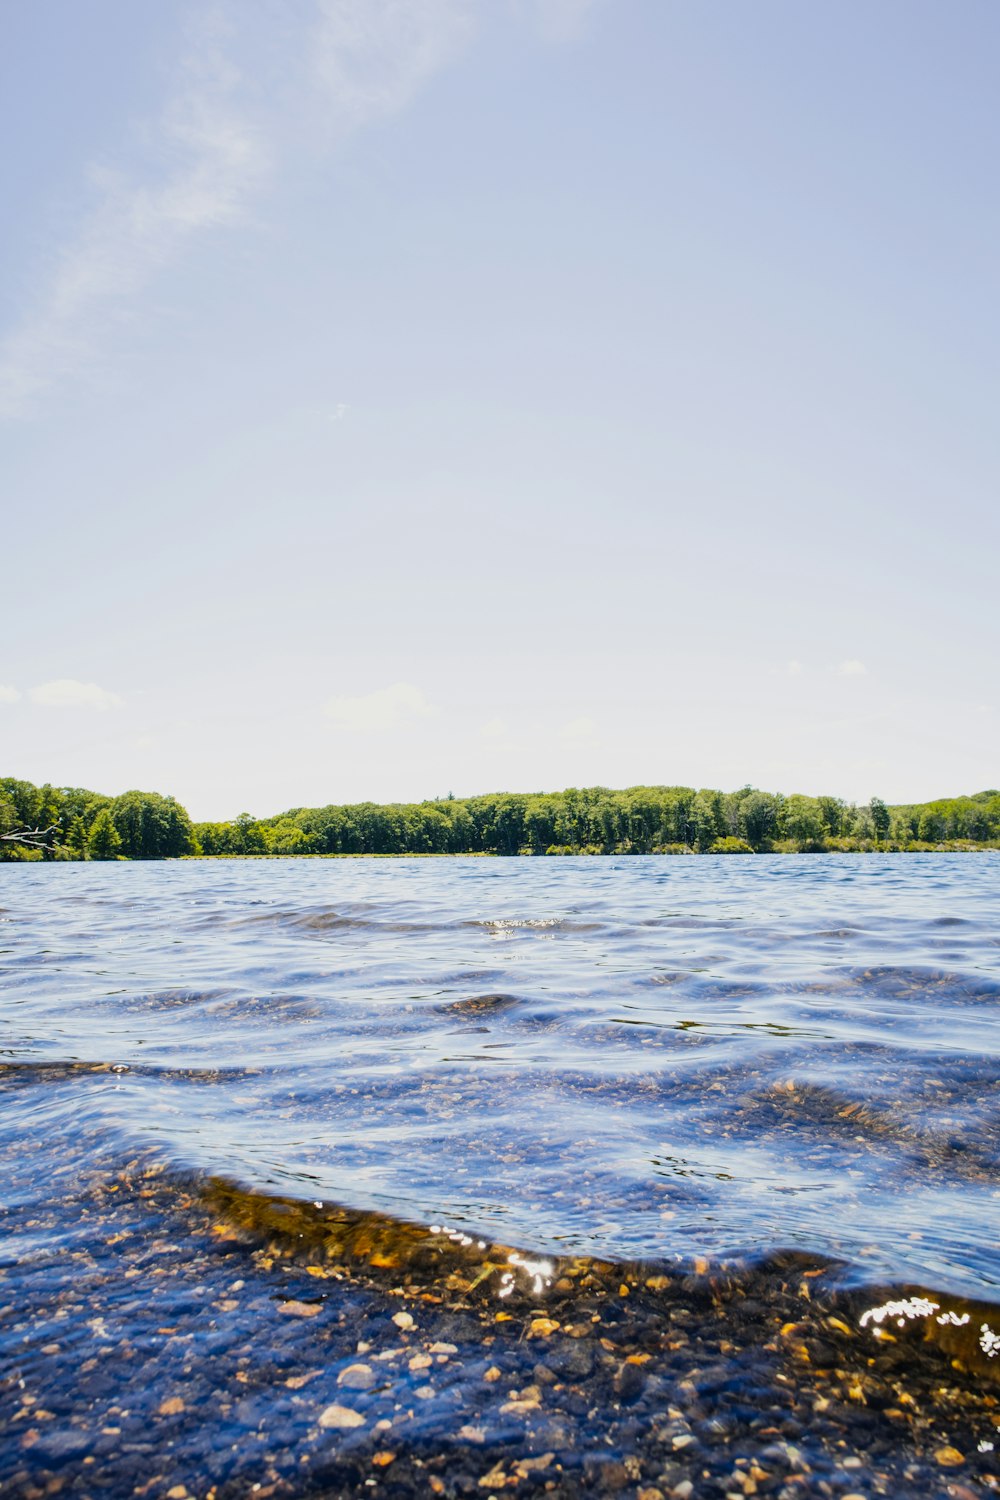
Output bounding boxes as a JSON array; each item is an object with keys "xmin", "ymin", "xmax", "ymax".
[{"xmin": 3, "ymin": 853, "xmax": 998, "ymax": 1299}]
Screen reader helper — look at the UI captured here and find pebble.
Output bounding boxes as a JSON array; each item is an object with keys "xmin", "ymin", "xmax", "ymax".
[
  {"xmin": 935, "ymin": 1447, "xmax": 966, "ymax": 1467},
  {"xmin": 337, "ymin": 1363, "xmax": 375, "ymax": 1390},
  {"xmin": 392, "ymin": 1311, "xmax": 415, "ymax": 1330},
  {"xmin": 500, "ymin": 1396, "xmax": 541, "ymax": 1415},
  {"xmin": 514, "ymin": 1453, "xmax": 553, "ymax": 1475},
  {"xmin": 277, "ymin": 1299, "xmax": 322, "ymax": 1318},
  {"xmin": 528, "ymin": 1318, "xmax": 560, "ymax": 1338},
  {"xmin": 318, "ymin": 1403, "xmax": 366, "ymax": 1429}
]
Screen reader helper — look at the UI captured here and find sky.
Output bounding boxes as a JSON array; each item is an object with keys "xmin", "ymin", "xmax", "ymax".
[{"xmin": 1, "ymin": 0, "xmax": 997, "ymax": 821}]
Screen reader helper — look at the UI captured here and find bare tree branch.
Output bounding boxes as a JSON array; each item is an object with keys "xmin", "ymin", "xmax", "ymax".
[{"xmin": 0, "ymin": 825, "xmax": 59, "ymax": 849}]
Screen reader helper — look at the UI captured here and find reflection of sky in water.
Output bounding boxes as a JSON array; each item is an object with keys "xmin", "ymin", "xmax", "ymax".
[{"xmin": 1, "ymin": 852, "xmax": 1000, "ymax": 1298}]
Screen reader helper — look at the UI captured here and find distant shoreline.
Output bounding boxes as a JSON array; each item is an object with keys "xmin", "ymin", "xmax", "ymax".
[
  {"xmin": 3, "ymin": 774, "xmax": 998, "ymax": 860},
  {"xmin": 172, "ymin": 852, "xmax": 1000, "ymax": 864}
]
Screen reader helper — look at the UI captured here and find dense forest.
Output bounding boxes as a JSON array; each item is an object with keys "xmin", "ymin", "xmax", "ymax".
[{"xmin": 2, "ymin": 776, "xmax": 999, "ymax": 860}]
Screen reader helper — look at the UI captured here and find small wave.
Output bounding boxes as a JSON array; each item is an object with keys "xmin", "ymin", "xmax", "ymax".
[
  {"xmin": 469, "ymin": 917, "xmax": 604, "ymax": 935},
  {"xmin": 828, "ymin": 965, "xmax": 1000, "ymax": 1004},
  {"xmin": 187, "ymin": 1175, "xmax": 1000, "ymax": 1381},
  {"xmin": 233, "ymin": 905, "xmax": 456, "ymax": 935},
  {"xmin": 435, "ymin": 993, "xmax": 526, "ymax": 1017},
  {"xmin": 749, "ymin": 1080, "xmax": 1000, "ymax": 1182}
]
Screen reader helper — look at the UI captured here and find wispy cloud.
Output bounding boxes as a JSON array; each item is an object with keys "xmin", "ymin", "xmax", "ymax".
[
  {"xmin": 480, "ymin": 716, "xmax": 509, "ymax": 740},
  {"xmin": 834, "ymin": 659, "xmax": 868, "ymax": 677},
  {"xmin": 325, "ymin": 681, "xmax": 431, "ymax": 732},
  {"xmin": 29, "ymin": 679, "xmax": 123, "ymax": 709},
  {"xmin": 312, "ymin": 0, "xmax": 473, "ymax": 132},
  {"xmin": 0, "ymin": 14, "xmax": 269, "ymax": 419},
  {"xmin": 1, "ymin": 0, "xmax": 598, "ymax": 419},
  {"xmin": 0, "ymin": 684, "xmax": 21, "ymax": 704}
]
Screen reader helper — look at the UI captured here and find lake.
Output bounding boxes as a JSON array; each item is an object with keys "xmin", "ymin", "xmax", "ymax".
[{"xmin": 3, "ymin": 854, "xmax": 999, "ymax": 1497}]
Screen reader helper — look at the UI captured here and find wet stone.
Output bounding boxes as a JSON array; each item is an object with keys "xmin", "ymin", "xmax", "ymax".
[{"xmin": 5, "ymin": 863, "xmax": 1000, "ymax": 1500}]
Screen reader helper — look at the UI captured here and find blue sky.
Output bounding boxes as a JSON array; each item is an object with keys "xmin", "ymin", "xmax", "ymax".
[{"xmin": 1, "ymin": 1, "xmax": 996, "ymax": 820}]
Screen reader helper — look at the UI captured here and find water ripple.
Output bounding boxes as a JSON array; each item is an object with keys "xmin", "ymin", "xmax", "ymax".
[{"xmin": 1, "ymin": 852, "xmax": 999, "ymax": 1303}]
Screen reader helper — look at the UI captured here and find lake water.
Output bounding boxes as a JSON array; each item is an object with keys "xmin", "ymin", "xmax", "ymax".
[{"xmin": 3, "ymin": 854, "xmax": 1000, "ymax": 1497}]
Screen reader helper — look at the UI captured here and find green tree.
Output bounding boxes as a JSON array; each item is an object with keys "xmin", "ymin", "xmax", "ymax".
[
  {"xmin": 869, "ymin": 797, "xmax": 891, "ymax": 844},
  {"xmin": 688, "ymin": 791, "xmax": 720, "ymax": 852},
  {"xmin": 110, "ymin": 790, "xmax": 197, "ymax": 858},
  {"xmin": 262, "ymin": 819, "xmax": 317, "ymax": 855},
  {"xmin": 783, "ymin": 795, "xmax": 826, "ymax": 851},
  {"xmin": 0, "ymin": 793, "xmax": 19, "ymax": 859},
  {"xmin": 917, "ymin": 808, "xmax": 945, "ymax": 843},
  {"xmin": 230, "ymin": 812, "xmax": 266, "ymax": 855},
  {"xmin": 817, "ymin": 796, "xmax": 844, "ymax": 837},
  {"xmin": 738, "ymin": 790, "xmax": 782, "ymax": 851},
  {"xmin": 67, "ymin": 815, "xmax": 90, "ymax": 859},
  {"xmin": 88, "ymin": 808, "xmax": 122, "ymax": 860}
]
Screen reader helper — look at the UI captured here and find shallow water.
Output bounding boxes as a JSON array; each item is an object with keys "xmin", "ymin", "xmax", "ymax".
[
  {"xmin": 3, "ymin": 854, "xmax": 999, "ymax": 1294},
  {"xmin": 3, "ymin": 854, "xmax": 1000, "ymax": 1497}
]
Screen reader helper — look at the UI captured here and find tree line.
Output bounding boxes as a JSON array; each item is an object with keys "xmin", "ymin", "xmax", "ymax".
[{"xmin": 2, "ymin": 775, "xmax": 999, "ymax": 860}]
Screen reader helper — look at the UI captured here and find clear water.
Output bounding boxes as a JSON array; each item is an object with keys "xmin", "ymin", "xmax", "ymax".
[{"xmin": 3, "ymin": 853, "xmax": 999, "ymax": 1301}]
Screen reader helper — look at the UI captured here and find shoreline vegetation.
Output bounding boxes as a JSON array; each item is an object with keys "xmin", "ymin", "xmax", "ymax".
[{"xmin": 2, "ymin": 775, "xmax": 999, "ymax": 860}]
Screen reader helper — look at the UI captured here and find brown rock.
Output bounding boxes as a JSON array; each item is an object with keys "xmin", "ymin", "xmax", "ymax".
[
  {"xmin": 514, "ymin": 1454, "xmax": 554, "ymax": 1476},
  {"xmin": 318, "ymin": 1404, "xmax": 365, "ymax": 1430},
  {"xmin": 277, "ymin": 1300, "xmax": 322, "ymax": 1318},
  {"xmin": 528, "ymin": 1318, "xmax": 560, "ymax": 1338}
]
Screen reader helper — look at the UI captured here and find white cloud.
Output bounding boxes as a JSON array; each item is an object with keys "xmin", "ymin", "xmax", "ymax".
[
  {"xmin": 479, "ymin": 716, "xmax": 509, "ymax": 739},
  {"xmin": 313, "ymin": 0, "xmax": 473, "ymax": 132},
  {"xmin": 324, "ymin": 681, "xmax": 431, "ymax": 732},
  {"xmin": 0, "ymin": 16, "xmax": 269, "ymax": 419},
  {"xmin": 834, "ymin": 660, "xmax": 868, "ymax": 677},
  {"xmin": 559, "ymin": 715, "xmax": 596, "ymax": 740},
  {"xmin": 0, "ymin": 684, "xmax": 21, "ymax": 704},
  {"xmin": 0, "ymin": 0, "xmax": 604, "ymax": 420},
  {"xmin": 29, "ymin": 679, "xmax": 123, "ymax": 709}
]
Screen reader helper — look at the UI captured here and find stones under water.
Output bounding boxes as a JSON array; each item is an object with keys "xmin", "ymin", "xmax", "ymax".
[{"xmin": 2, "ymin": 853, "xmax": 1000, "ymax": 1495}]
